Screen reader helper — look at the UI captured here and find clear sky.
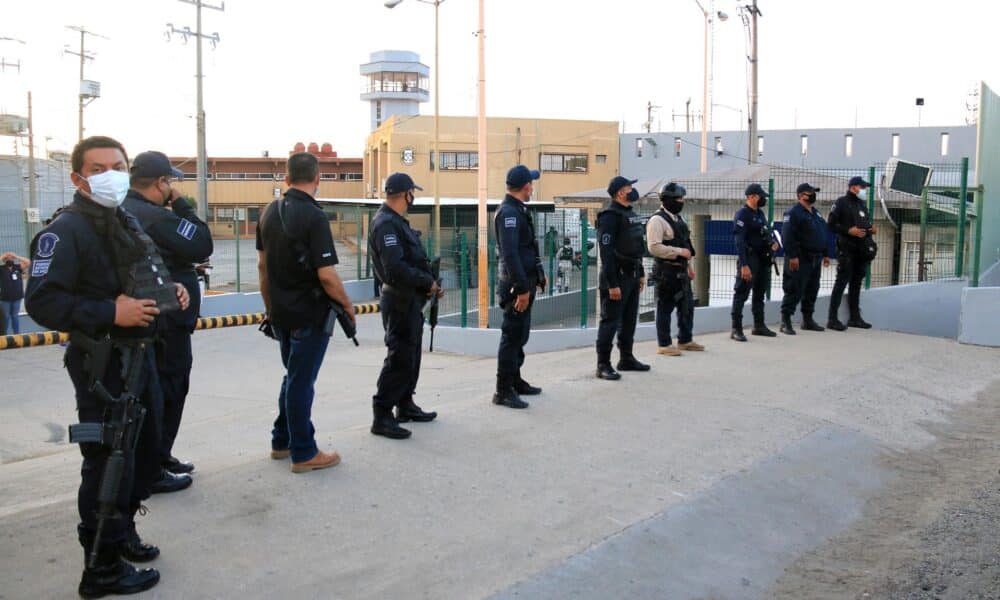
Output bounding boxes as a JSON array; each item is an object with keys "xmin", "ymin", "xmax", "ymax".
[{"xmin": 2, "ymin": 0, "xmax": 997, "ymax": 161}]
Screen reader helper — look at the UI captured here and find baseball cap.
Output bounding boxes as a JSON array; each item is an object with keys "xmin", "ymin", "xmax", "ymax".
[
  {"xmin": 796, "ymin": 183, "xmax": 820, "ymax": 194},
  {"xmin": 608, "ymin": 175, "xmax": 639, "ymax": 198},
  {"xmin": 744, "ymin": 183, "xmax": 769, "ymax": 198},
  {"xmin": 131, "ymin": 151, "xmax": 183, "ymax": 179},
  {"xmin": 506, "ymin": 165, "xmax": 541, "ymax": 188},
  {"xmin": 848, "ymin": 176, "xmax": 870, "ymax": 188},
  {"xmin": 385, "ymin": 172, "xmax": 423, "ymax": 194}
]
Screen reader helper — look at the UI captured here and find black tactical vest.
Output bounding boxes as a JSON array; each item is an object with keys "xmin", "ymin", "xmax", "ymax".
[
  {"xmin": 651, "ymin": 208, "xmax": 692, "ymax": 275},
  {"xmin": 600, "ymin": 205, "xmax": 645, "ymax": 266}
]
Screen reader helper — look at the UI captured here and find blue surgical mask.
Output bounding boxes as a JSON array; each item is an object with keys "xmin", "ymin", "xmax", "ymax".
[
  {"xmin": 86, "ymin": 170, "xmax": 130, "ymax": 208},
  {"xmin": 858, "ymin": 189, "xmax": 868, "ymax": 201}
]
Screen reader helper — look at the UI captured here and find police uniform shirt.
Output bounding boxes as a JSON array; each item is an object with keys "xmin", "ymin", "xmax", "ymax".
[
  {"xmin": 494, "ymin": 194, "xmax": 542, "ymax": 295},
  {"xmin": 732, "ymin": 205, "xmax": 770, "ymax": 266},
  {"xmin": 597, "ymin": 201, "xmax": 646, "ymax": 289},
  {"xmin": 827, "ymin": 191, "xmax": 872, "ymax": 253},
  {"xmin": 0, "ymin": 261, "xmax": 25, "ymax": 301},
  {"xmin": 368, "ymin": 204, "xmax": 434, "ymax": 295},
  {"xmin": 255, "ymin": 188, "xmax": 339, "ymax": 330},
  {"xmin": 123, "ymin": 190, "xmax": 213, "ymax": 328},
  {"xmin": 782, "ymin": 203, "xmax": 829, "ymax": 259},
  {"xmin": 25, "ymin": 193, "xmax": 151, "ymax": 339}
]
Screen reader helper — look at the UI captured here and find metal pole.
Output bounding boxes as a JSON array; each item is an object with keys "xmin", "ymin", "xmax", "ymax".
[
  {"xmin": 476, "ymin": 0, "xmax": 488, "ymax": 328},
  {"xmin": 748, "ymin": 0, "xmax": 759, "ymax": 165},
  {"xmin": 918, "ymin": 186, "xmax": 928, "ymax": 282},
  {"xmin": 699, "ymin": 5, "xmax": 708, "ymax": 173},
  {"xmin": 432, "ymin": 0, "xmax": 441, "ymax": 257},
  {"xmin": 234, "ymin": 209, "xmax": 241, "ymax": 292},
  {"xmin": 27, "ymin": 91, "xmax": 37, "ymax": 225},
  {"xmin": 971, "ymin": 190, "xmax": 983, "ymax": 287},
  {"xmin": 865, "ymin": 165, "xmax": 875, "ymax": 289},
  {"xmin": 78, "ymin": 29, "xmax": 84, "ymax": 141},
  {"xmin": 580, "ymin": 217, "xmax": 589, "ymax": 328},
  {"xmin": 955, "ymin": 156, "xmax": 969, "ymax": 277},
  {"xmin": 460, "ymin": 234, "xmax": 468, "ymax": 328},
  {"xmin": 766, "ymin": 177, "xmax": 774, "ymax": 299},
  {"xmin": 195, "ymin": 3, "xmax": 209, "ymax": 222}
]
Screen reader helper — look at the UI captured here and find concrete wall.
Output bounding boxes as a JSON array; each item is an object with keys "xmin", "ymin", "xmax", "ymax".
[{"xmin": 958, "ymin": 287, "xmax": 1000, "ymax": 347}]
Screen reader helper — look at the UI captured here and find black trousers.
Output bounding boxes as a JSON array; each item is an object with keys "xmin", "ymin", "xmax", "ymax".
[
  {"xmin": 596, "ymin": 275, "xmax": 640, "ymax": 363},
  {"xmin": 829, "ymin": 250, "xmax": 869, "ymax": 320},
  {"xmin": 781, "ymin": 254, "xmax": 823, "ymax": 318},
  {"xmin": 497, "ymin": 287, "xmax": 534, "ymax": 379},
  {"xmin": 731, "ymin": 253, "xmax": 771, "ymax": 323},
  {"xmin": 373, "ymin": 295, "xmax": 424, "ymax": 409},
  {"xmin": 66, "ymin": 344, "xmax": 161, "ymax": 550},
  {"xmin": 157, "ymin": 325, "xmax": 192, "ymax": 465},
  {"xmin": 655, "ymin": 268, "xmax": 694, "ymax": 347}
]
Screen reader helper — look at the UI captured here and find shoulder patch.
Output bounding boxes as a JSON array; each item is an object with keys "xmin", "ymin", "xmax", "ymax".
[
  {"xmin": 601, "ymin": 233, "xmax": 612, "ymax": 245},
  {"xmin": 782, "ymin": 214, "xmax": 791, "ymax": 222},
  {"xmin": 36, "ymin": 232, "xmax": 60, "ymax": 258},
  {"xmin": 735, "ymin": 220, "xmax": 745, "ymax": 227},
  {"xmin": 384, "ymin": 233, "xmax": 398, "ymax": 247},
  {"xmin": 176, "ymin": 219, "xmax": 197, "ymax": 240},
  {"xmin": 504, "ymin": 217, "xmax": 517, "ymax": 228},
  {"xmin": 31, "ymin": 259, "xmax": 52, "ymax": 277}
]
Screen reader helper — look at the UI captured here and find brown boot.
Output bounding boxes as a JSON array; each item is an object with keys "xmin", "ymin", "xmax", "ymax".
[
  {"xmin": 677, "ymin": 341, "xmax": 705, "ymax": 351},
  {"xmin": 657, "ymin": 345, "xmax": 681, "ymax": 356},
  {"xmin": 291, "ymin": 450, "xmax": 342, "ymax": 473}
]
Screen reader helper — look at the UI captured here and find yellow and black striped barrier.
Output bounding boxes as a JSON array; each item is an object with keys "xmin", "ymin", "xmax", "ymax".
[{"xmin": 0, "ymin": 302, "xmax": 380, "ymax": 351}]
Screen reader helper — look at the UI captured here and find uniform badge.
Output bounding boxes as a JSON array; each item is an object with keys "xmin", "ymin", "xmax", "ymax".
[
  {"xmin": 601, "ymin": 233, "xmax": 611, "ymax": 245},
  {"xmin": 177, "ymin": 219, "xmax": 197, "ymax": 240},
  {"xmin": 736, "ymin": 220, "xmax": 745, "ymax": 227},
  {"xmin": 504, "ymin": 217, "xmax": 517, "ymax": 228},
  {"xmin": 36, "ymin": 232, "xmax": 60, "ymax": 258},
  {"xmin": 31, "ymin": 259, "xmax": 51, "ymax": 277},
  {"xmin": 384, "ymin": 234, "xmax": 398, "ymax": 247},
  {"xmin": 859, "ymin": 211, "xmax": 866, "ymax": 217}
]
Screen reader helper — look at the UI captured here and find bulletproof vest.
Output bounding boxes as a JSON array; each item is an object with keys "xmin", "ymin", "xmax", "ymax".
[
  {"xmin": 127, "ymin": 225, "xmax": 181, "ymax": 313},
  {"xmin": 652, "ymin": 209, "xmax": 691, "ymax": 274},
  {"xmin": 601, "ymin": 206, "xmax": 645, "ymax": 265}
]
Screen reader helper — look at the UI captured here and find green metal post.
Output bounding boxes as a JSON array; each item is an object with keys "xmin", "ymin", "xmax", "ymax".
[
  {"xmin": 234, "ymin": 210, "xmax": 242, "ymax": 292},
  {"xmin": 355, "ymin": 206, "xmax": 362, "ymax": 280},
  {"xmin": 865, "ymin": 166, "xmax": 876, "ymax": 289},
  {"xmin": 956, "ymin": 157, "xmax": 969, "ymax": 277},
  {"xmin": 918, "ymin": 186, "xmax": 929, "ymax": 282},
  {"xmin": 460, "ymin": 233, "xmax": 468, "ymax": 328},
  {"xmin": 766, "ymin": 178, "xmax": 774, "ymax": 300},
  {"xmin": 580, "ymin": 217, "xmax": 589, "ymax": 328},
  {"xmin": 972, "ymin": 190, "xmax": 984, "ymax": 287}
]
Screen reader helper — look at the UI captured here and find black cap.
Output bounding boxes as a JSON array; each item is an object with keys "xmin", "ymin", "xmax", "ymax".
[
  {"xmin": 131, "ymin": 151, "xmax": 183, "ymax": 179},
  {"xmin": 608, "ymin": 175, "xmax": 638, "ymax": 198},
  {"xmin": 659, "ymin": 182, "xmax": 686, "ymax": 199},
  {"xmin": 796, "ymin": 183, "xmax": 820, "ymax": 194},
  {"xmin": 506, "ymin": 165, "xmax": 541, "ymax": 188},
  {"xmin": 848, "ymin": 176, "xmax": 870, "ymax": 188},
  {"xmin": 626, "ymin": 188, "xmax": 640, "ymax": 202},
  {"xmin": 384, "ymin": 172, "xmax": 423, "ymax": 194},
  {"xmin": 744, "ymin": 183, "xmax": 769, "ymax": 198}
]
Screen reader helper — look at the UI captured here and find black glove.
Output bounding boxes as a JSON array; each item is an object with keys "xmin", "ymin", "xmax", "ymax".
[{"xmin": 259, "ymin": 317, "xmax": 277, "ymax": 340}]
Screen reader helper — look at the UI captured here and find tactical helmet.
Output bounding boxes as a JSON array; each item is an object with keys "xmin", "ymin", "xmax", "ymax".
[{"xmin": 659, "ymin": 182, "xmax": 686, "ymax": 200}]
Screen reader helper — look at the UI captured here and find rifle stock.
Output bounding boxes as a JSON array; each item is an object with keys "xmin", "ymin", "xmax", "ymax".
[{"xmin": 428, "ymin": 257, "xmax": 441, "ymax": 352}]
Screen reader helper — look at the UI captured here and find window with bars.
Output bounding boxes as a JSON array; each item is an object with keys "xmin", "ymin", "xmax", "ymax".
[{"xmin": 540, "ymin": 153, "xmax": 588, "ymax": 172}]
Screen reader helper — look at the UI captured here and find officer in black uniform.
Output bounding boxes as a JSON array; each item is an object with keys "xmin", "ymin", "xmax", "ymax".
[
  {"xmin": 25, "ymin": 136, "xmax": 189, "ymax": 598},
  {"xmin": 493, "ymin": 165, "xmax": 545, "ymax": 409},
  {"xmin": 595, "ymin": 176, "xmax": 650, "ymax": 380},
  {"xmin": 647, "ymin": 182, "xmax": 704, "ymax": 356},
  {"xmin": 368, "ymin": 173, "xmax": 441, "ymax": 439},
  {"xmin": 124, "ymin": 151, "xmax": 213, "ymax": 489},
  {"xmin": 731, "ymin": 183, "xmax": 778, "ymax": 342},
  {"xmin": 827, "ymin": 175, "xmax": 878, "ymax": 330},
  {"xmin": 779, "ymin": 183, "xmax": 831, "ymax": 335}
]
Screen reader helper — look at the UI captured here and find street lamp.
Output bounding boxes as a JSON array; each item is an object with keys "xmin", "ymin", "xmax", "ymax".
[
  {"xmin": 385, "ymin": 0, "xmax": 444, "ymax": 257},
  {"xmin": 692, "ymin": 1, "xmax": 727, "ymax": 173}
]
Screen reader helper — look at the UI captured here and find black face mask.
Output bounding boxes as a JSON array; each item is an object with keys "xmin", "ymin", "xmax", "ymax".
[
  {"xmin": 805, "ymin": 193, "xmax": 817, "ymax": 205},
  {"xmin": 756, "ymin": 195, "xmax": 767, "ymax": 208},
  {"xmin": 405, "ymin": 191, "xmax": 415, "ymax": 207},
  {"xmin": 662, "ymin": 198, "xmax": 684, "ymax": 214}
]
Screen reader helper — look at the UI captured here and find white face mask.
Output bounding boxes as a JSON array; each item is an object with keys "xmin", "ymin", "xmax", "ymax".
[
  {"xmin": 857, "ymin": 188, "xmax": 868, "ymax": 201},
  {"xmin": 86, "ymin": 170, "xmax": 131, "ymax": 208}
]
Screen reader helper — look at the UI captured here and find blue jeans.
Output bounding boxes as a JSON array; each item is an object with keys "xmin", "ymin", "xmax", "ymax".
[
  {"xmin": 2, "ymin": 300, "xmax": 20, "ymax": 334},
  {"xmin": 272, "ymin": 325, "xmax": 329, "ymax": 463}
]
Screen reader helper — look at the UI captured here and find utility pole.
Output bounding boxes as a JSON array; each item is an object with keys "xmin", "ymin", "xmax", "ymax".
[
  {"xmin": 645, "ymin": 101, "xmax": 661, "ymax": 134},
  {"xmin": 167, "ymin": 0, "xmax": 224, "ymax": 221},
  {"xmin": 64, "ymin": 26, "xmax": 107, "ymax": 141},
  {"xmin": 745, "ymin": 1, "xmax": 761, "ymax": 164},
  {"xmin": 476, "ymin": 0, "xmax": 488, "ymax": 328},
  {"xmin": 27, "ymin": 91, "xmax": 37, "ymax": 224}
]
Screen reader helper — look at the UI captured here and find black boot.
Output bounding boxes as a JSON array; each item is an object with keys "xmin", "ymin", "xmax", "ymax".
[
  {"xmin": 780, "ymin": 314, "xmax": 796, "ymax": 335},
  {"xmin": 371, "ymin": 406, "xmax": 412, "ymax": 439},
  {"xmin": 752, "ymin": 315, "xmax": 777, "ymax": 337},
  {"xmin": 827, "ymin": 318, "xmax": 847, "ymax": 331},
  {"xmin": 801, "ymin": 314, "xmax": 825, "ymax": 332},
  {"xmin": 396, "ymin": 398, "xmax": 437, "ymax": 423},
  {"xmin": 79, "ymin": 544, "xmax": 160, "ymax": 599},
  {"xmin": 492, "ymin": 376, "xmax": 528, "ymax": 409},
  {"xmin": 596, "ymin": 363, "xmax": 621, "ymax": 380},
  {"xmin": 119, "ymin": 519, "xmax": 159, "ymax": 563},
  {"xmin": 162, "ymin": 456, "xmax": 194, "ymax": 474},
  {"xmin": 731, "ymin": 317, "xmax": 747, "ymax": 342},
  {"xmin": 150, "ymin": 470, "xmax": 192, "ymax": 494},
  {"xmin": 512, "ymin": 376, "xmax": 542, "ymax": 395},
  {"xmin": 847, "ymin": 314, "xmax": 872, "ymax": 329},
  {"xmin": 616, "ymin": 355, "xmax": 650, "ymax": 372}
]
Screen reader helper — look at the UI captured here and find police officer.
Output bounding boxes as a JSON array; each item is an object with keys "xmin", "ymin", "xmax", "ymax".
[
  {"xmin": 647, "ymin": 182, "xmax": 704, "ymax": 356},
  {"xmin": 26, "ymin": 136, "xmax": 190, "ymax": 597},
  {"xmin": 731, "ymin": 183, "xmax": 778, "ymax": 342},
  {"xmin": 493, "ymin": 165, "xmax": 545, "ymax": 409},
  {"xmin": 779, "ymin": 183, "xmax": 831, "ymax": 334},
  {"xmin": 595, "ymin": 176, "xmax": 650, "ymax": 380},
  {"xmin": 256, "ymin": 151, "xmax": 353, "ymax": 473},
  {"xmin": 827, "ymin": 176, "xmax": 878, "ymax": 330},
  {"xmin": 124, "ymin": 151, "xmax": 213, "ymax": 491},
  {"xmin": 368, "ymin": 173, "xmax": 441, "ymax": 439}
]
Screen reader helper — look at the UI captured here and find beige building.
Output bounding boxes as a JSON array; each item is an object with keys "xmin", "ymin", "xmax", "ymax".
[{"xmin": 364, "ymin": 116, "xmax": 620, "ymax": 202}]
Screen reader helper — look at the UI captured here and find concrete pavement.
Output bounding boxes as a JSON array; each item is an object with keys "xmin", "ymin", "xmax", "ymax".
[{"xmin": 0, "ymin": 318, "xmax": 997, "ymax": 598}]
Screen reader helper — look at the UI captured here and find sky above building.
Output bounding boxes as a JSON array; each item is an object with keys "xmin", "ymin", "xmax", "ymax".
[{"xmin": 1, "ymin": 0, "xmax": 997, "ymax": 161}]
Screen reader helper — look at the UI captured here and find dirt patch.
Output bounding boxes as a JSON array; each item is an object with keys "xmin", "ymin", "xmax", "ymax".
[{"xmin": 770, "ymin": 381, "xmax": 1000, "ymax": 599}]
